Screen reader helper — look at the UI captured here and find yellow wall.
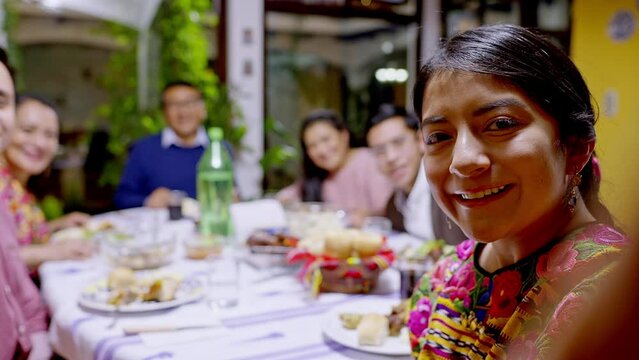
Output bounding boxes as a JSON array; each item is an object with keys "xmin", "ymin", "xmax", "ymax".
[{"xmin": 572, "ymin": 0, "xmax": 639, "ymax": 229}]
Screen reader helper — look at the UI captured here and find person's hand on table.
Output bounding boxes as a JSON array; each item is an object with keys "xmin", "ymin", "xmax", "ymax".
[
  {"xmin": 48, "ymin": 211, "xmax": 91, "ymax": 232},
  {"xmin": 348, "ymin": 209, "xmax": 370, "ymax": 228},
  {"xmin": 53, "ymin": 237, "xmax": 94, "ymax": 261},
  {"xmin": 144, "ymin": 187, "xmax": 172, "ymax": 208}
]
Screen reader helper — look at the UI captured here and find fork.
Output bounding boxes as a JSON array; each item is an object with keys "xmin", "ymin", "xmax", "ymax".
[{"xmin": 107, "ymin": 305, "xmax": 120, "ymax": 329}]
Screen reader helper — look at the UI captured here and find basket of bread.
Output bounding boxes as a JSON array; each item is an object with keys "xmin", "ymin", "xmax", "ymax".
[{"xmin": 287, "ymin": 229, "xmax": 394, "ymax": 296}]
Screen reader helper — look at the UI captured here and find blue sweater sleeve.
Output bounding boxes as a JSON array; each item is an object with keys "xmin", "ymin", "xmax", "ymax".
[{"xmin": 114, "ymin": 143, "xmax": 149, "ymax": 209}]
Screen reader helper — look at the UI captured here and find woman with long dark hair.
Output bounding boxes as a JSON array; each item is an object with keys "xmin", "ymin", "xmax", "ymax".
[
  {"xmin": 406, "ymin": 24, "xmax": 626, "ymax": 358},
  {"xmin": 277, "ymin": 109, "xmax": 392, "ymax": 226},
  {"xmin": 0, "ymin": 94, "xmax": 93, "ymax": 269}
]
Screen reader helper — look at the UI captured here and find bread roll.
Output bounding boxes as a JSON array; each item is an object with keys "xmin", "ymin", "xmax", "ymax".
[
  {"xmin": 324, "ymin": 230, "xmax": 353, "ymax": 258},
  {"xmin": 352, "ymin": 231, "xmax": 383, "ymax": 257},
  {"xmin": 357, "ymin": 313, "xmax": 389, "ymax": 346},
  {"xmin": 107, "ymin": 267, "xmax": 136, "ymax": 290}
]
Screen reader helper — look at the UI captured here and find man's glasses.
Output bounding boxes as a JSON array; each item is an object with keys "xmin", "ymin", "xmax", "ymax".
[{"xmin": 164, "ymin": 97, "xmax": 203, "ymax": 110}]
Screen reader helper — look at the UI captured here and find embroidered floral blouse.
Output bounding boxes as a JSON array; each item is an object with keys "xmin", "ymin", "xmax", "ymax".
[
  {"xmin": 0, "ymin": 165, "xmax": 49, "ymax": 246},
  {"xmin": 408, "ymin": 222, "xmax": 627, "ymax": 359}
]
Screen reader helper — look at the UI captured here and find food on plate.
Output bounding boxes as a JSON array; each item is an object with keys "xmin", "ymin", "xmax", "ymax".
[
  {"xmin": 357, "ymin": 313, "xmax": 389, "ymax": 346},
  {"xmin": 141, "ymin": 277, "xmax": 179, "ymax": 302},
  {"xmin": 246, "ymin": 229, "xmax": 299, "ymax": 248},
  {"xmin": 87, "ymin": 220, "xmax": 115, "ymax": 232},
  {"xmin": 387, "ymin": 301, "xmax": 408, "ymax": 337},
  {"xmin": 340, "ymin": 300, "xmax": 408, "ymax": 344},
  {"xmin": 50, "ymin": 220, "xmax": 116, "ymax": 243},
  {"xmin": 107, "ymin": 267, "xmax": 136, "ymax": 290},
  {"xmin": 104, "ymin": 267, "xmax": 183, "ymax": 306},
  {"xmin": 339, "ymin": 313, "xmax": 363, "ymax": 330}
]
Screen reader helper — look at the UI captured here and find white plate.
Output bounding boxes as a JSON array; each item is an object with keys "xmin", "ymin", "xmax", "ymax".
[
  {"xmin": 78, "ymin": 274, "xmax": 204, "ymax": 313},
  {"xmin": 322, "ymin": 297, "xmax": 410, "ymax": 356}
]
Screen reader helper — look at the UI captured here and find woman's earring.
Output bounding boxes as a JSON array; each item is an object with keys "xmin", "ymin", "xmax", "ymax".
[
  {"xmin": 446, "ymin": 217, "xmax": 452, "ymax": 230},
  {"xmin": 567, "ymin": 174, "xmax": 582, "ymax": 213}
]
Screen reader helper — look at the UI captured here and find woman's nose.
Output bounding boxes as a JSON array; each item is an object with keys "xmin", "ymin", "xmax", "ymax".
[
  {"xmin": 449, "ymin": 132, "xmax": 490, "ymax": 177},
  {"xmin": 34, "ymin": 133, "xmax": 52, "ymax": 149}
]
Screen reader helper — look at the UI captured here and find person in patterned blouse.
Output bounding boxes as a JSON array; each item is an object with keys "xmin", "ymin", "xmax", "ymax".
[
  {"xmin": 407, "ymin": 24, "xmax": 627, "ymax": 359},
  {"xmin": 0, "ymin": 94, "xmax": 93, "ymax": 269}
]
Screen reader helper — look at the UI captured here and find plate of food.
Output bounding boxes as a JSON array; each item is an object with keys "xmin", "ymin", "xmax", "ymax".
[
  {"xmin": 78, "ymin": 267, "xmax": 204, "ymax": 313},
  {"xmin": 50, "ymin": 220, "xmax": 116, "ymax": 243},
  {"xmin": 246, "ymin": 227, "xmax": 299, "ymax": 255},
  {"xmin": 322, "ymin": 297, "xmax": 410, "ymax": 356}
]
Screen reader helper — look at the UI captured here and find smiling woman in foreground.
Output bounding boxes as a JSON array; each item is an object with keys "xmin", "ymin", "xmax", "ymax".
[{"xmin": 407, "ymin": 24, "xmax": 627, "ymax": 359}]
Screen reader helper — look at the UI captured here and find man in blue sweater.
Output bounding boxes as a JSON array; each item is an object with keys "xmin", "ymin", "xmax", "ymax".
[{"xmin": 115, "ymin": 81, "xmax": 209, "ymax": 209}]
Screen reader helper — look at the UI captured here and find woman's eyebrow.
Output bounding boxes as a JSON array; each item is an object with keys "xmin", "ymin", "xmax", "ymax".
[
  {"xmin": 472, "ymin": 98, "xmax": 526, "ymax": 117},
  {"xmin": 421, "ymin": 115, "xmax": 446, "ymax": 127}
]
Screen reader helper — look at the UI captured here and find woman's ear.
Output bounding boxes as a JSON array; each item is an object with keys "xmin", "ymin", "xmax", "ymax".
[{"xmin": 566, "ymin": 138, "xmax": 595, "ymax": 175}]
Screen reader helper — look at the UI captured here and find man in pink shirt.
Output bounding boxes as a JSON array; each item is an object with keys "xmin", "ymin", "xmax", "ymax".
[{"xmin": 0, "ymin": 48, "xmax": 51, "ymax": 360}]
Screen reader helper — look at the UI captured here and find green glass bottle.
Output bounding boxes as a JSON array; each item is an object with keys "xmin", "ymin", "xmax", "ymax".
[{"xmin": 197, "ymin": 127, "xmax": 234, "ymax": 238}]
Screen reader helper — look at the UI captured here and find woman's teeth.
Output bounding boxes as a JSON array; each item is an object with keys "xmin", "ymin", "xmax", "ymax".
[{"xmin": 460, "ymin": 185, "xmax": 507, "ymax": 200}]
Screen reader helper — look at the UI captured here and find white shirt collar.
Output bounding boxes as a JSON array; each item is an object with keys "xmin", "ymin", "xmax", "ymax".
[{"xmin": 161, "ymin": 127, "xmax": 208, "ymax": 149}]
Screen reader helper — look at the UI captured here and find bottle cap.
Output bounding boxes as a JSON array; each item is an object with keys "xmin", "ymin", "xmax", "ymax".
[{"xmin": 208, "ymin": 127, "xmax": 223, "ymax": 140}]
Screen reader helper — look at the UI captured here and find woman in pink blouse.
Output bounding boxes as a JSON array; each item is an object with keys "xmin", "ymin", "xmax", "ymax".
[
  {"xmin": 1, "ymin": 94, "xmax": 93, "ymax": 269},
  {"xmin": 277, "ymin": 109, "xmax": 393, "ymax": 226}
]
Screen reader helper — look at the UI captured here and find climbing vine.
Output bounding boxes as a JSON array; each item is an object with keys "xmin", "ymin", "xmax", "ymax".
[{"xmin": 98, "ymin": 0, "xmax": 242, "ymax": 186}]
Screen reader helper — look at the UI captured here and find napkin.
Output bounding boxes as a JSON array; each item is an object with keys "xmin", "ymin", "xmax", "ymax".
[{"xmin": 230, "ymin": 199, "xmax": 287, "ymax": 244}]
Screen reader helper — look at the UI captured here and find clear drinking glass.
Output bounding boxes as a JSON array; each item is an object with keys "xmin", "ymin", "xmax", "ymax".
[
  {"xmin": 397, "ymin": 258, "xmax": 433, "ymax": 299},
  {"xmin": 206, "ymin": 239, "xmax": 240, "ymax": 309},
  {"xmin": 361, "ymin": 216, "xmax": 392, "ymax": 235}
]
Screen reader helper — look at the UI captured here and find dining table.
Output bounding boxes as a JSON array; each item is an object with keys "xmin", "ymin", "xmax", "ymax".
[{"xmin": 40, "ymin": 207, "xmax": 424, "ymax": 360}]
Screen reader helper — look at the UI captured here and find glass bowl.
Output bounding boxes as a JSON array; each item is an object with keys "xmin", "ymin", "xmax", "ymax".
[
  {"xmin": 284, "ymin": 202, "xmax": 346, "ymax": 239},
  {"xmin": 183, "ymin": 235, "xmax": 224, "ymax": 260},
  {"xmin": 100, "ymin": 231, "xmax": 176, "ymax": 270}
]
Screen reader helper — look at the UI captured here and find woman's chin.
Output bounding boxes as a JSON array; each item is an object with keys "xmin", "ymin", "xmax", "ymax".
[{"xmin": 461, "ymin": 223, "xmax": 508, "ymax": 243}]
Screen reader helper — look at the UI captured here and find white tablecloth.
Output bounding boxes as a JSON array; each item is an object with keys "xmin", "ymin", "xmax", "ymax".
[{"xmin": 40, "ymin": 208, "xmax": 422, "ymax": 360}]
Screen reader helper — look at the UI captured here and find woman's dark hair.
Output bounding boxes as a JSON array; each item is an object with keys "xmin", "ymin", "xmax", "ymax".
[
  {"xmin": 365, "ymin": 103, "xmax": 420, "ymax": 139},
  {"xmin": 413, "ymin": 24, "xmax": 613, "ymax": 225},
  {"xmin": 299, "ymin": 109, "xmax": 350, "ymax": 202},
  {"xmin": 161, "ymin": 80, "xmax": 202, "ymax": 108},
  {"xmin": 17, "ymin": 93, "xmax": 60, "ymax": 123},
  {"xmin": 13, "ymin": 94, "xmax": 61, "ymax": 198}
]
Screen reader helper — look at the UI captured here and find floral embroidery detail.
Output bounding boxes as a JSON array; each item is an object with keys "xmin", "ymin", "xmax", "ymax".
[
  {"xmin": 429, "ymin": 256, "xmax": 456, "ymax": 292},
  {"xmin": 0, "ymin": 166, "xmax": 49, "ymax": 246},
  {"xmin": 456, "ymin": 239, "xmax": 475, "ymax": 261},
  {"xmin": 489, "ymin": 270, "xmax": 521, "ymax": 318},
  {"xmin": 442, "ymin": 262, "xmax": 475, "ymax": 308},
  {"xmin": 407, "ymin": 223, "xmax": 626, "ymax": 360},
  {"xmin": 536, "ymin": 240, "xmax": 578, "ymax": 280},
  {"xmin": 408, "ymin": 297, "xmax": 432, "ymax": 337},
  {"xmin": 508, "ymin": 333, "xmax": 539, "ymax": 360},
  {"xmin": 545, "ymin": 292, "xmax": 585, "ymax": 336},
  {"xmin": 591, "ymin": 227, "xmax": 626, "ymax": 247}
]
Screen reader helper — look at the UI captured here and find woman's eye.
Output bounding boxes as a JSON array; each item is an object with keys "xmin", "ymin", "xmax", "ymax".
[
  {"xmin": 424, "ymin": 132, "xmax": 452, "ymax": 145},
  {"xmin": 19, "ymin": 126, "xmax": 36, "ymax": 134},
  {"xmin": 486, "ymin": 118, "xmax": 519, "ymax": 131}
]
